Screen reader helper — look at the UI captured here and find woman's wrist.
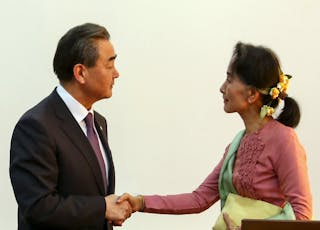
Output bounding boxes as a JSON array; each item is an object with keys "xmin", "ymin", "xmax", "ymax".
[{"xmin": 138, "ymin": 195, "xmax": 145, "ymax": 212}]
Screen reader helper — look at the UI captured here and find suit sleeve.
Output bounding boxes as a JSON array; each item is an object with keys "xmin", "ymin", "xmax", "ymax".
[{"xmin": 10, "ymin": 116, "xmax": 106, "ymax": 229}]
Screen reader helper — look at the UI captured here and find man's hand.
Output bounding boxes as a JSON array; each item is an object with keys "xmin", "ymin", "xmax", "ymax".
[
  {"xmin": 105, "ymin": 194, "xmax": 132, "ymax": 226},
  {"xmin": 117, "ymin": 193, "xmax": 145, "ymax": 212}
]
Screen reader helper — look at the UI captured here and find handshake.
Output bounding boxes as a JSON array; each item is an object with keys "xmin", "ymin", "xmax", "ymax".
[{"xmin": 104, "ymin": 193, "xmax": 144, "ymax": 226}]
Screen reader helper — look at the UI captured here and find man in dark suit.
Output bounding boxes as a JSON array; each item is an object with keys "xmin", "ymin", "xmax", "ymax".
[{"xmin": 10, "ymin": 23, "xmax": 131, "ymax": 229}]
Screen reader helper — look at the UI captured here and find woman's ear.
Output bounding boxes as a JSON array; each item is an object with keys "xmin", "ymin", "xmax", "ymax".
[
  {"xmin": 247, "ymin": 87, "xmax": 260, "ymax": 104},
  {"xmin": 73, "ymin": 64, "xmax": 86, "ymax": 84}
]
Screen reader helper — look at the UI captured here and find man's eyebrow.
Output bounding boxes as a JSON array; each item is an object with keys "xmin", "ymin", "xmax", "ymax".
[
  {"xmin": 226, "ymin": 71, "xmax": 232, "ymax": 76},
  {"xmin": 108, "ymin": 54, "xmax": 117, "ymax": 61}
]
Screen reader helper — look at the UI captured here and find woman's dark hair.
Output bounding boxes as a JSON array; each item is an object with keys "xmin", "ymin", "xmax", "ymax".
[
  {"xmin": 53, "ymin": 23, "xmax": 110, "ymax": 82},
  {"xmin": 230, "ymin": 42, "xmax": 300, "ymax": 128}
]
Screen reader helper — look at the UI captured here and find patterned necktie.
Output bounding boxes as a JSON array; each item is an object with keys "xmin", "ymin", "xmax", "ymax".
[{"xmin": 84, "ymin": 112, "xmax": 107, "ymax": 192}]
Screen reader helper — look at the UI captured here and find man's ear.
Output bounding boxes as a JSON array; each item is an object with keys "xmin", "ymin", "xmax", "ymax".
[
  {"xmin": 247, "ymin": 87, "xmax": 260, "ymax": 104},
  {"xmin": 73, "ymin": 64, "xmax": 87, "ymax": 84}
]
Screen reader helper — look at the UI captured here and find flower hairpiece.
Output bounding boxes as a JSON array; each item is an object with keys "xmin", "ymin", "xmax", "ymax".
[
  {"xmin": 260, "ymin": 105, "xmax": 275, "ymax": 118},
  {"xmin": 259, "ymin": 73, "xmax": 292, "ymax": 118},
  {"xmin": 269, "ymin": 74, "xmax": 291, "ymax": 100}
]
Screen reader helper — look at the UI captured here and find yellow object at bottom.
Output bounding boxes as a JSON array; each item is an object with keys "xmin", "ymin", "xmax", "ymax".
[{"xmin": 213, "ymin": 193, "xmax": 282, "ymax": 230}]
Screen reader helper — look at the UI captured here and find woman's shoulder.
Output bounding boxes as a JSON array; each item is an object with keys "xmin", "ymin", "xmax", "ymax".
[
  {"xmin": 263, "ymin": 119, "xmax": 296, "ymax": 140},
  {"xmin": 261, "ymin": 120, "xmax": 305, "ymax": 159}
]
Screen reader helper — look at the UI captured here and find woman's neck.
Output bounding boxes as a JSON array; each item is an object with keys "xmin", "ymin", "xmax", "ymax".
[{"xmin": 240, "ymin": 110, "xmax": 273, "ymax": 134}]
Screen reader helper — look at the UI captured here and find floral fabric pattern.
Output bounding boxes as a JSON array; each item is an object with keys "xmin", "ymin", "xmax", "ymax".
[{"xmin": 233, "ymin": 132, "xmax": 265, "ymax": 199}]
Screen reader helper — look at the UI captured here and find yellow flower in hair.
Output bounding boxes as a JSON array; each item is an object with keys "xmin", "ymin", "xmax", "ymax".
[
  {"xmin": 260, "ymin": 73, "xmax": 291, "ymax": 119},
  {"xmin": 278, "ymin": 74, "xmax": 290, "ymax": 93},
  {"xmin": 279, "ymin": 74, "xmax": 289, "ymax": 84},
  {"xmin": 260, "ymin": 105, "xmax": 275, "ymax": 118},
  {"xmin": 269, "ymin": 87, "xmax": 280, "ymax": 99},
  {"xmin": 267, "ymin": 107, "xmax": 274, "ymax": 116},
  {"xmin": 278, "ymin": 81, "xmax": 289, "ymax": 91}
]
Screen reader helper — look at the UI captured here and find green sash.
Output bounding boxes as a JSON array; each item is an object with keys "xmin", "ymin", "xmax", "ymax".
[
  {"xmin": 218, "ymin": 130, "xmax": 245, "ymax": 208},
  {"xmin": 218, "ymin": 130, "xmax": 295, "ymax": 219}
]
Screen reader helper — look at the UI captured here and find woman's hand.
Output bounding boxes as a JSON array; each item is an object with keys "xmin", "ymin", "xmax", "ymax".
[
  {"xmin": 117, "ymin": 193, "xmax": 145, "ymax": 212},
  {"xmin": 223, "ymin": 213, "xmax": 241, "ymax": 230}
]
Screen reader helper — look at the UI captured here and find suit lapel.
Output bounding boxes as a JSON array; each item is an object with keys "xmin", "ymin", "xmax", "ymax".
[{"xmin": 49, "ymin": 90, "xmax": 106, "ymax": 194}]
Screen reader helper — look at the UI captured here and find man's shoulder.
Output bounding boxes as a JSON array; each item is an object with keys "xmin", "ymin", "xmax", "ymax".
[
  {"xmin": 94, "ymin": 110, "xmax": 105, "ymax": 119},
  {"xmin": 19, "ymin": 89, "xmax": 61, "ymax": 121}
]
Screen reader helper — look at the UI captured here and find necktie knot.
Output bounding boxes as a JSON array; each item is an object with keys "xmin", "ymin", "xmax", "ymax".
[{"xmin": 84, "ymin": 113, "xmax": 94, "ymax": 133}]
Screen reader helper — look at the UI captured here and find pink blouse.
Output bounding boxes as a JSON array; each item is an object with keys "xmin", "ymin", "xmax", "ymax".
[{"xmin": 143, "ymin": 120, "xmax": 313, "ymax": 220}]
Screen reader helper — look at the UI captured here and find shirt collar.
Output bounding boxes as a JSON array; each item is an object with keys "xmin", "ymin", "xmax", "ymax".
[{"xmin": 56, "ymin": 84, "xmax": 93, "ymax": 123}]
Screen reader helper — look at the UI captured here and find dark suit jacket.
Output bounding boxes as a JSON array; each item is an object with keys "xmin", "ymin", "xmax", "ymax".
[{"xmin": 10, "ymin": 89, "xmax": 115, "ymax": 230}]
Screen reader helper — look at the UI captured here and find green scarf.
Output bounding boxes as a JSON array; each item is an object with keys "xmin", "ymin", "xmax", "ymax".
[
  {"xmin": 219, "ymin": 130, "xmax": 245, "ymax": 208},
  {"xmin": 218, "ymin": 130, "xmax": 295, "ymax": 219}
]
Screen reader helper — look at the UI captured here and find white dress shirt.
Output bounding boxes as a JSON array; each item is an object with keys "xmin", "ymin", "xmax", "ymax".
[{"xmin": 56, "ymin": 85, "xmax": 109, "ymax": 183}]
